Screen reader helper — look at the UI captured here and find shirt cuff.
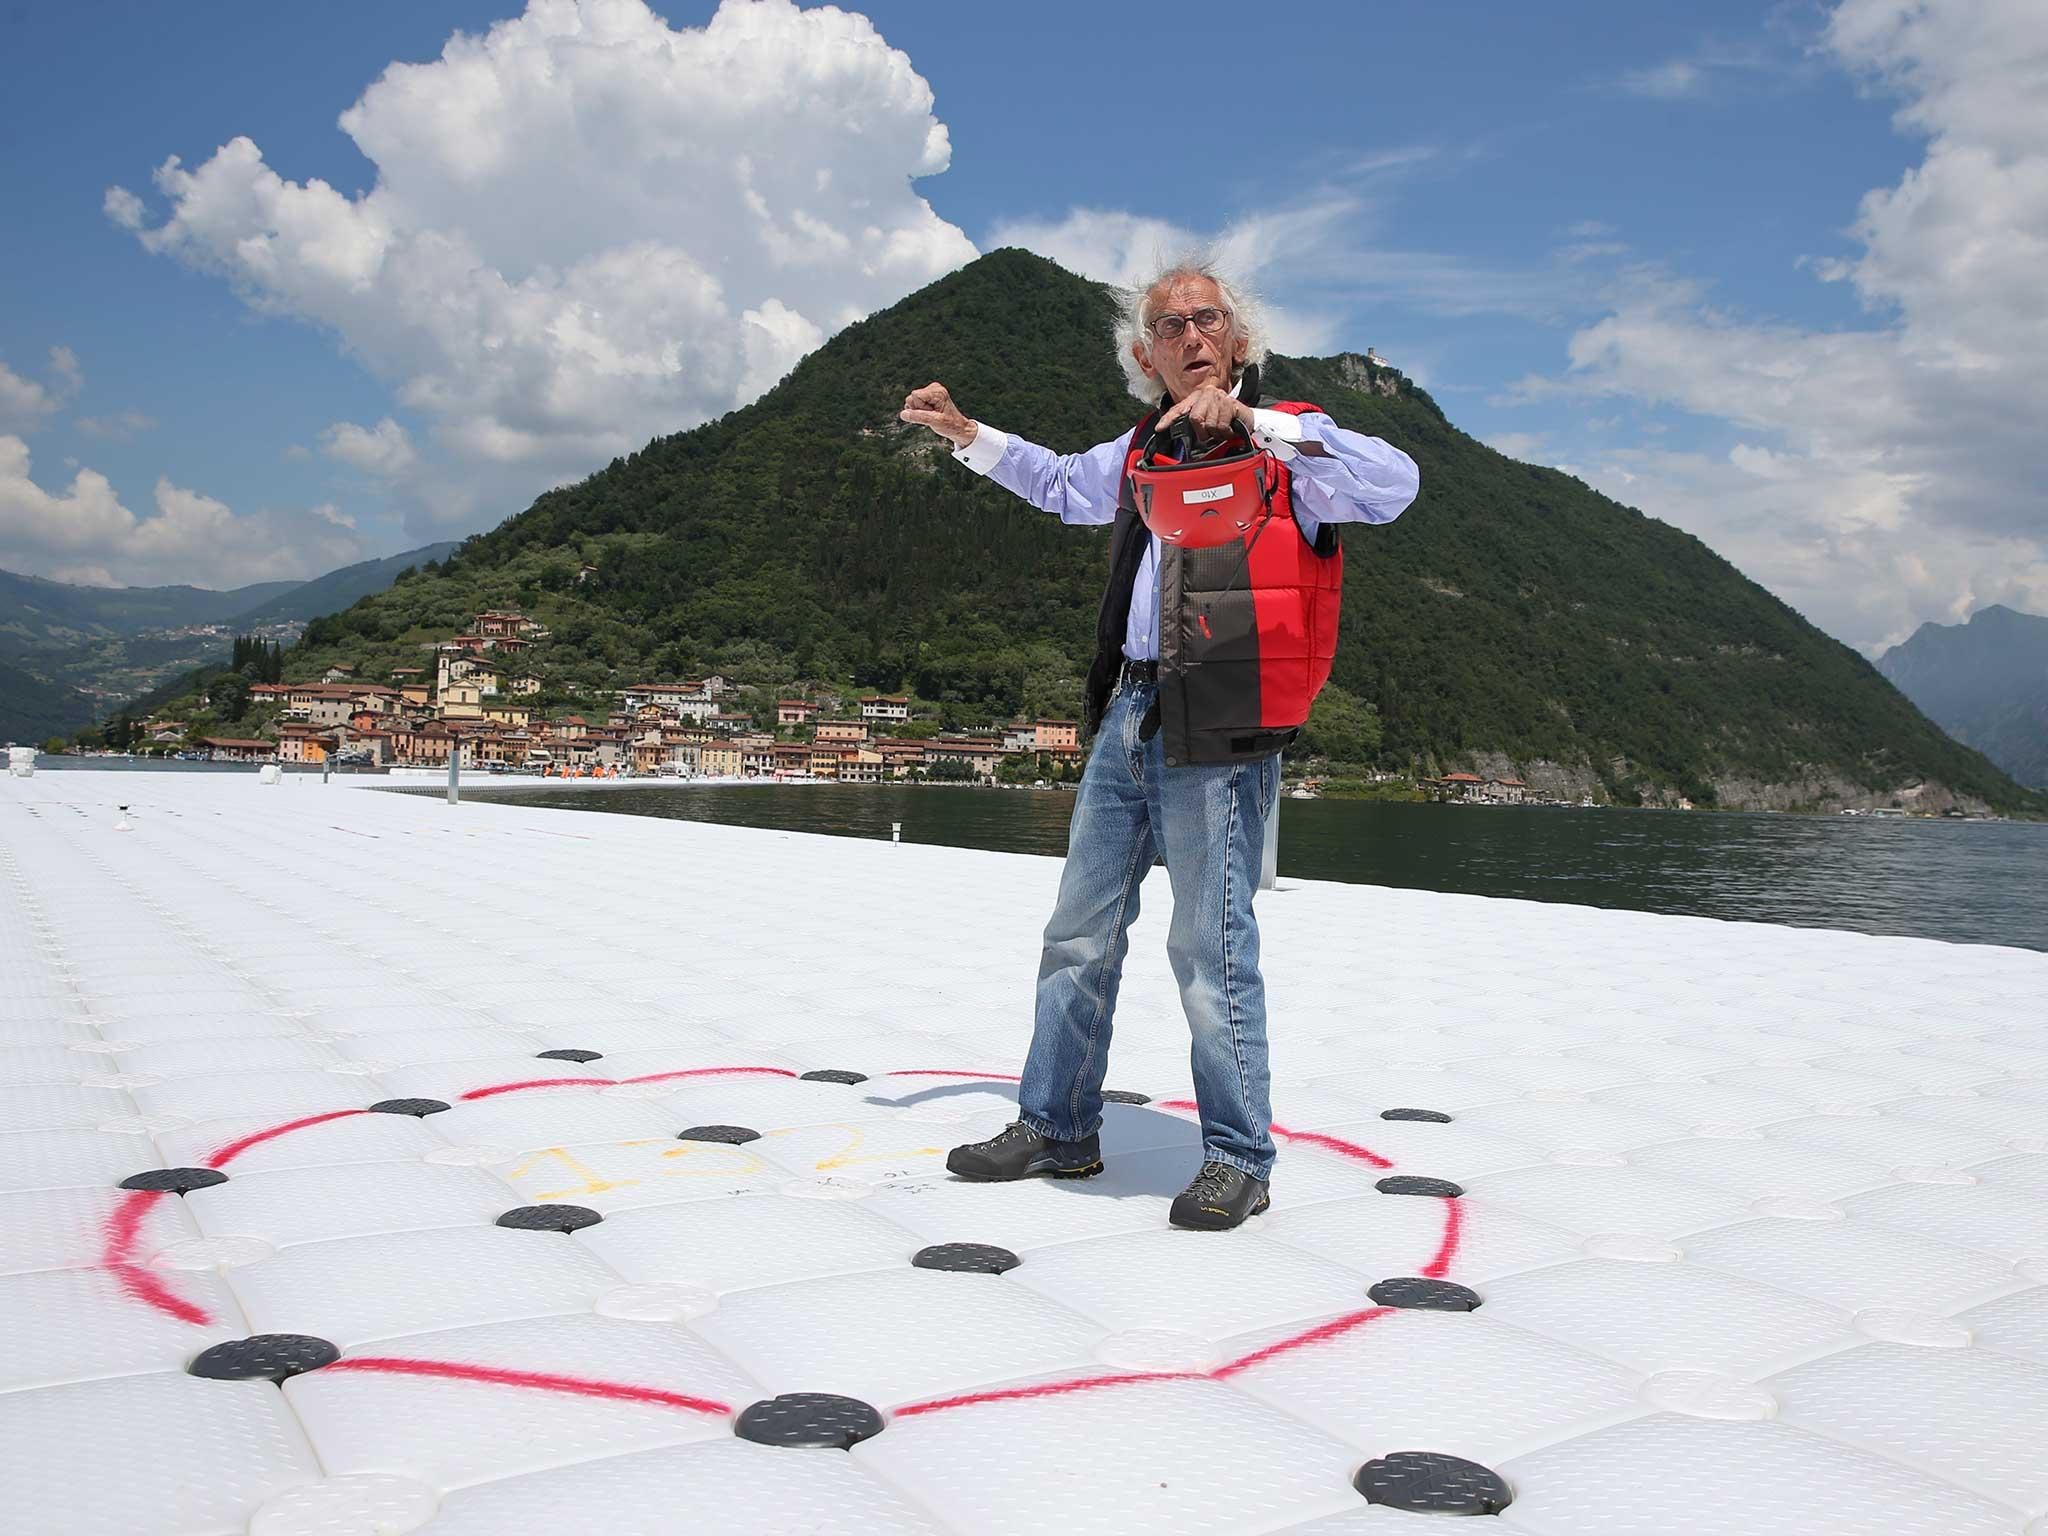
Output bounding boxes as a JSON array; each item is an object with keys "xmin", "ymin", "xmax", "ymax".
[
  {"xmin": 1249, "ymin": 408, "xmax": 1304, "ymax": 463},
  {"xmin": 951, "ymin": 424, "xmax": 1008, "ymax": 476}
]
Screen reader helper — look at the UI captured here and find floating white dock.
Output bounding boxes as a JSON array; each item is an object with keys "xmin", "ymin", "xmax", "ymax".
[{"xmin": 3, "ymin": 770, "xmax": 2045, "ymax": 1535}]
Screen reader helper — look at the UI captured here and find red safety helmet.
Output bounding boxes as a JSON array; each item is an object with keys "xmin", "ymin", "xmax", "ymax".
[{"xmin": 1128, "ymin": 418, "xmax": 1276, "ymax": 549}]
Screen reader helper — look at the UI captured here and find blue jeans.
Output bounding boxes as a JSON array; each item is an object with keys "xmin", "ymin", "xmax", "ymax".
[{"xmin": 1017, "ymin": 681, "xmax": 1281, "ymax": 1179}]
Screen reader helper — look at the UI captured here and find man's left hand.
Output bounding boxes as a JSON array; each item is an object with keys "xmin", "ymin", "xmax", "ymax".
[{"xmin": 1155, "ymin": 383, "xmax": 1252, "ymax": 439}]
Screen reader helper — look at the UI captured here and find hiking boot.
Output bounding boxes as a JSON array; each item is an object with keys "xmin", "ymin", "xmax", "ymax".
[
  {"xmin": 947, "ymin": 1122, "xmax": 1103, "ymax": 1181},
  {"xmin": 1169, "ymin": 1159, "xmax": 1271, "ymax": 1230}
]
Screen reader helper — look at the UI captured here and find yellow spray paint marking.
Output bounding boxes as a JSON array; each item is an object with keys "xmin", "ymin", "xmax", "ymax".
[
  {"xmin": 506, "ymin": 1146, "xmax": 641, "ymax": 1200},
  {"xmin": 792, "ymin": 1124, "xmax": 944, "ymax": 1171},
  {"xmin": 658, "ymin": 1143, "xmax": 770, "ymax": 1180}
]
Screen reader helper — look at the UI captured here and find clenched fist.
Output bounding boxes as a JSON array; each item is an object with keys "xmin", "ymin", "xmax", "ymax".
[{"xmin": 900, "ymin": 382, "xmax": 977, "ymax": 449}]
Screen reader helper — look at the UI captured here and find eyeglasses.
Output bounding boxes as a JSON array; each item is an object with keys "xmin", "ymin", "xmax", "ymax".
[{"xmin": 1146, "ymin": 306, "xmax": 1231, "ymax": 341}]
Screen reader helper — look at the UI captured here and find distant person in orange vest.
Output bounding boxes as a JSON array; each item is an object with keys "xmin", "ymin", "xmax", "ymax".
[{"xmin": 902, "ymin": 255, "xmax": 1418, "ymax": 1228}]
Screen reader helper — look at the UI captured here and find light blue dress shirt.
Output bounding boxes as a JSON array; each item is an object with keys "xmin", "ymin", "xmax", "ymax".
[{"xmin": 953, "ymin": 392, "xmax": 1420, "ymax": 660}]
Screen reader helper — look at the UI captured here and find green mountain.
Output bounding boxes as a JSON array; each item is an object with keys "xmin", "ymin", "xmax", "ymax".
[
  {"xmin": 0, "ymin": 543, "xmax": 462, "ymax": 654},
  {"xmin": 1879, "ymin": 605, "xmax": 2048, "ymax": 788},
  {"xmin": 0, "ymin": 658, "xmax": 96, "ymax": 744},
  {"xmin": 287, "ymin": 249, "xmax": 2038, "ymax": 814},
  {"xmin": 2, "ymin": 544, "xmax": 461, "ymax": 740},
  {"xmin": 226, "ymin": 542, "xmax": 460, "ymax": 626},
  {"xmin": 0, "ymin": 567, "xmax": 299, "ymax": 653}
]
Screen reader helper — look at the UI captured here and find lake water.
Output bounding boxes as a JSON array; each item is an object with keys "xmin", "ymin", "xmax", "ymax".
[
  {"xmin": 444, "ymin": 780, "xmax": 2048, "ymax": 953},
  {"xmin": 28, "ymin": 759, "xmax": 2043, "ymax": 950}
]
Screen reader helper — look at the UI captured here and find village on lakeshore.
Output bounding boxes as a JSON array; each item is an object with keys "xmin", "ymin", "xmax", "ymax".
[
  {"xmin": 25, "ymin": 605, "xmax": 1594, "ymax": 805},
  {"xmin": 50, "ymin": 606, "xmax": 1099, "ymax": 788}
]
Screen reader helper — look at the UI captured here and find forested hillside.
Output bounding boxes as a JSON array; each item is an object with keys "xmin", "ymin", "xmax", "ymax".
[
  {"xmin": 0, "ymin": 568, "xmax": 297, "ymax": 652},
  {"xmin": 0, "ymin": 659, "xmax": 95, "ymax": 744},
  {"xmin": 227, "ymin": 543, "xmax": 461, "ymax": 626},
  {"xmin": 287, "ymin": 249, "xmax": 2036, "ymax": 813}
]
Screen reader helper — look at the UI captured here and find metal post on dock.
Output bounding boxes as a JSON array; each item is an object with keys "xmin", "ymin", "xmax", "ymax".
[
  {"xmin": 1260, "ymin": 795, "xmax": 1279, "ymax": 891},
  {"xmin": 447, "ymin": 743, "xmax": 459, "ymax": 805}
]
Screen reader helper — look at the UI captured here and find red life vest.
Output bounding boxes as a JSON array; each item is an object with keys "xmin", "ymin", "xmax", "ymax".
[{"xmin": 1082, "ymin": 371, "xmax": 1344, "ymax": 765}]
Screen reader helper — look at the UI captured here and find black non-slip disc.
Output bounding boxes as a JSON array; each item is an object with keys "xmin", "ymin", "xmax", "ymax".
[
  {"xmin": 1376, "ymin": 1175, "xmax": 1465, "ymax": 1198},
  {"xmin": 495, "ymin": 1203, "xmax": 603, "ymax": 1233},
  {"xmin": 1355, "ymin": 1451, "xmax": 1512, "ymax": 1515},
  {"xmin": 912, "ymin": 1242, "xmax": 1021, "ymax": 1275},
  {"xmin": 1368, "ymin": 1275, "xmax": 1483, "ymax": 1312},
  {"xmin": 188, "ymin": 1334, "xmax": 339, "ymax": 1384},
  {"xmin": 733, "ymin": 1392, "xmax": 884, "ymax": 1449},
  {"xmin": 368, "ymin": 1098, "xmax": 450, "ymax": 1117},
  {"xmin": 119, "ymin": 1167, "xmax": 227, "ymax": 1194}
]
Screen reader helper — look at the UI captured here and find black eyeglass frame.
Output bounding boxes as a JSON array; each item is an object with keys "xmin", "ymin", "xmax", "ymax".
[{"xmin": 1145, "ymin": 306, "xmax": 1233, "ymax": 341}]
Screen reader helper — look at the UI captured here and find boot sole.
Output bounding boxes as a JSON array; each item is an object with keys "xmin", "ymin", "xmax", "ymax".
[{"xmin": 949, "ymin": 1158, "xmax": 1105, "ymax": 1183}]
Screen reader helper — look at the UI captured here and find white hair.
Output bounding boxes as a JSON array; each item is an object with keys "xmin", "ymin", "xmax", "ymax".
[{"xmin": 1111, "ymin": 252, "xmax": 1271, "ymax": 404}]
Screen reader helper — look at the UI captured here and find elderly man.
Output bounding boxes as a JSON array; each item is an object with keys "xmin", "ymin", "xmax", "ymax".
[{"xmin": 901, "ymin": 258, "xmax": 1418, "ymax": 1229}]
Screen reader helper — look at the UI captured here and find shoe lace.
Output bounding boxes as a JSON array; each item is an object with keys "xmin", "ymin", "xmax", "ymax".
[{"xmin": 1186, "ymin": 1160, "xmax": 1235, "ymax": 1201}]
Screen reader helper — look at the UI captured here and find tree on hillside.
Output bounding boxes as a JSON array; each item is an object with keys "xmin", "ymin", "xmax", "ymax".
[
  {"xmin": 212, "ymin": 674, "xmax": 250, "ymax": 722},
  {"xmin": 229, "ymin": 635, "xmax": 284, "ymax": 683}
]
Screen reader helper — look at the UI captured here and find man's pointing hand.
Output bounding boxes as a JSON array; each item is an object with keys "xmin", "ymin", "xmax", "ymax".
[
  {"xmin": 900, "ymin": 382, "xmax": 977, "ymax": 449},
  {"xmin": 1154, "ymin": 382, "xmax": 1252, "ymax": 439}
]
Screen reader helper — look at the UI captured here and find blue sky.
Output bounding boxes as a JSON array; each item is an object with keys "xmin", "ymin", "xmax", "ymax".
[{"xmin": 2, "ymin": 0, "xmax": 2041, "ymax": 651}]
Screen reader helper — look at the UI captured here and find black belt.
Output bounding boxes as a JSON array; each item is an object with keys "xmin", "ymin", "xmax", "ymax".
[{"xmin": 1118, "ymin": 658, "xmax": 1159, "ymax": 687}]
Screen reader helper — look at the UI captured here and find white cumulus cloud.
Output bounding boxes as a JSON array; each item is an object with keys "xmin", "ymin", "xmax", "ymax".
[
  {"xmin": 0, "ymin": 363, "xmax": 58, "ymax": 436},
  {"xmin": 0, "ymin": 435, "xmax": 135, "ymax": 555},
  {"xmin": 0, "ymin": 434, "xmax": 364, "ymax": 588},
  {"xmin": 107, "ymin": 0, "xmax": 975, "ymax": 536},
  {"xmin": 320, "ymin": 417, "xmax": 417, "ymax": 478},
  {"xmin": 0, "ymin": 347, "xmax": 83, "ymax": 434},
  {"xmin": 1526, "ymin": 0, "xmax": 2048, "ymax": 652}
]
